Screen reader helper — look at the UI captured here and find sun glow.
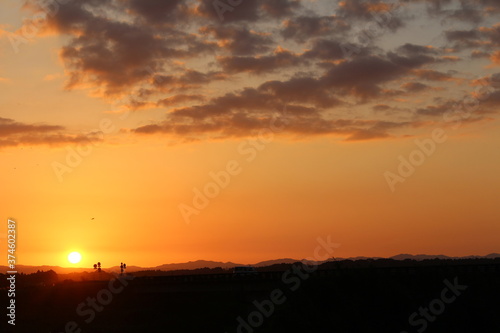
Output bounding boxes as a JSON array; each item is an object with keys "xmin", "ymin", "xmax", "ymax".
[{"xmin": 68, "ymin": 252, "xmax": 82, "ymax": 264}]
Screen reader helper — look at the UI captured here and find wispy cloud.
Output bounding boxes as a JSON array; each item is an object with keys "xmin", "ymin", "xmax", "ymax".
[
  {"xmin": 20, "ymin": 0, "xmax": 500, "ymax": 143},
  {"xmin": 0, "ymin": 117, "xmax": 101, "ymax": 148}
]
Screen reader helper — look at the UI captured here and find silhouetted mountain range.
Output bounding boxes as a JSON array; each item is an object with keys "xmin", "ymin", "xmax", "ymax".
[
  {"xmin": 154, "ymin": 260, "xmax": 241, "ymax": 271},
  {"xmin": 2, "ymin": 253, "xmax": 499, "ymax": 274},
  {"xmin": 389, "ymin": 253, "xmax": 500, "ymax": 260}
]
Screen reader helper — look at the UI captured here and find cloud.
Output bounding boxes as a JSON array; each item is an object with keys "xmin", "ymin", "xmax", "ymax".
[
  {"xmin": 130, "ymin": 62, "xmax": 427, "ymax": 141},
  {"xmin": 302, "ymin": 39, "xmax": 372, "ymax": 61},
  {"xmin": 344, "ymin": 129, "xmax": 391, "ymax": 141},
  {"xmin": 416, "ymin": 79, "xmax": 500, "ymax": 117},
  {"xmin": 372, "ymin": 104, "xmax": 392, "ymax": 112},
  {"xmin": 195, "ymin": 0, "xmax": 260, "ymax": 22},
  {"xmin": 402, "ymin": 82, "xmax": 430, "ymax": 92},
  {"xmin": 153, "ymin": 69, "xmax": 227, "ymax": 91},
  {"xmin": 412, "ymin": 69, "xmax": 456, "ymax": 81},
  {"xmin": 129, "ymin": 36, "xmax": 457, "ymax": 141},
  {"xmin": 445, "ymin": 29, "xmax": 479, "ymax": 41},
  {"xmin": 471, "ymin": 50, "xmax": 490, "ymax": 58},
  {"xmin": 157, "ymin": 94, "xmax": 206, "ymax": 107},
  {"xmin": 338, "ymin": 0, "xmax": 393, "ymax": 18},
  {"xmin": 473, "ymin": 73, "xmax": 500, "ymax": 108},
  {"xmin": 281, "ymin": 15, "xmax": 350, "ymax": 42},
  {"xmin": 200, "ymin": 25, "xmax": 274, "ymax": 55},
  {"xmin": 446, "ymin": 7, "xmax": 482, "ymax": 23},
  {"xmin": 320, "ymin": 53, "xmax": 434, "ymax": 100},
  {"xmin": 422, "ymin": 0, "xmax": 482, "ymax": 22},
  {"xmin": 195, "ymin": 0, "xmax": 301, "ymax": 22},
  {"xmin": 0, "ymin": 117, "xmax": 100, "ymax": 148},
  {"xmin": 20, "ymin": 0, "xmax": 500, "ymax": 143},
  {"xmin": 397, "ymin": 43, "xmax": 438, "ymax": 56},
  {"xmin": 260, "ymin": 0, "xmax": 302, "ymax": 18},
  {"xmin": 0, "ymin": 117, "xmax": 62, "ymax": 135},
  {"xmin": 132, "ymin": 108, "xmax": 416, "ymax": 142},
  {"xmin": 259, "ymin": 77, "xmax": 341, "ymax": 108},
  {"xmin": 128, "ymin": 0, "xmax": 188, "ymax": 24},
  {"xmin": 217, "ymin": 47, "xmax": 303, "ymax": 74},
  {"xmin": 490, "ymin": 51, "xmax": 500, "ymax": 65},
  {"xmin": 416, "ymin": 99, "xmax": 458, "ymax": 116},
  {"xmin": 445, "ymin": 23, "xmax": 500, "ymax": 67},
  {"xmin": 27, "ymin": 0, "xmax": 215, "ymax": 97}
]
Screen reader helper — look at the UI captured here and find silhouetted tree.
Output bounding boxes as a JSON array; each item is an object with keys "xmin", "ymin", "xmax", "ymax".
[
  {"xmin": 97, "ymin": 262, "xmax": 101, "ymax": 273},
  {"xmin": 27, "ymin": 270, "xmax": 58, "ymax": 286},
  {"xmin": 120, "ymin": 262, "xmax": 127, "ymax": 275}
]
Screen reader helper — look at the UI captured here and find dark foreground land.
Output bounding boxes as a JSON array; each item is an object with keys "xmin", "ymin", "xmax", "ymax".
[{"xmin": 2, "ymin": 258, "xmax": 500, "ymax": 333}]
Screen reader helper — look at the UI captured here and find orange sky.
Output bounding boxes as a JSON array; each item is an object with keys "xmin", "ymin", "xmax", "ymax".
[{"xmin": 1, "ymin": 0, "xmax": 499, "ymax": 268}]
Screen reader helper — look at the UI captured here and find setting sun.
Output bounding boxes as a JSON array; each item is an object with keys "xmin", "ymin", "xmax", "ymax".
[{"xmin": 67, "ymin": 252, "xmax": 82, "ymax": 264}]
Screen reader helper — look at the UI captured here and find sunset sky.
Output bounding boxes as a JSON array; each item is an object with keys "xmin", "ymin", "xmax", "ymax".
[{"xmin": 1, "ymin": 0, "xmax": 499, "ymax": 268}]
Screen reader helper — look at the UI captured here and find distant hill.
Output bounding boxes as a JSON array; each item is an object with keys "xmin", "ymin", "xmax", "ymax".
[
  {"xmin": 254, "ymin": 258, "xmax": 302, "ymax": 267},
  {"xmin": 339, "ymin": 256, "xmax": 384, "ymax": 261},
  {"xmin": 152, "ymin": 260, "xmax": 243, "ymax": 271},
  {"xmin": 2, "ymin": 253, "xmax": 499, "ymax": 274},
  {"xmin": 390, "ymin": 253, "xmax": 500, "ymax": 261},
  {"xmin": 390, "ymin": 254, "xmax": 451, "ymax": 260}
]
